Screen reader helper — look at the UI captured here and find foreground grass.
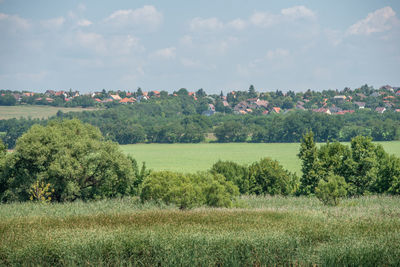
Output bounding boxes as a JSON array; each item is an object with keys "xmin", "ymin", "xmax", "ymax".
[
  {"xmin": 1, "ymin": 196, "xmax": 400, "ymax": 266},
  {"xmin": 0, "ymin": 105, "xmax": 99, "ymax": 120},
  {"xmin": 121, "ymin": 141, "xmax": 400, "ymax": 175}
]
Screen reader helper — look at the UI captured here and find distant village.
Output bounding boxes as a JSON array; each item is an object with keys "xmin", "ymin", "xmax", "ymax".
[{"xmin": 1, "ymin": 84, "xmax": 400, "ymax": 116}]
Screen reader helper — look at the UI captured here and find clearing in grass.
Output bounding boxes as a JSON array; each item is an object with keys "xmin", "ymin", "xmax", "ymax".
[
  {"xmin": 121, "ymin": 141, "xmax": 400, "ymax": 174},
  {"xmin": 0, "ymin": 105, "xmax": 99, "ymax": 120}
]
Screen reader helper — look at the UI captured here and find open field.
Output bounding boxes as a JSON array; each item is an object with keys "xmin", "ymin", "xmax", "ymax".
[
  {"xmin": 1, "ymin": 195, "xmax": 399, "ymax": 266},
  {"xmin": 121, "ymin": 141, "xmax": 400, "ymax": 174},
  {"xmin": 0, "ymin": 105, "xmax": 99, "ymax": 120}
]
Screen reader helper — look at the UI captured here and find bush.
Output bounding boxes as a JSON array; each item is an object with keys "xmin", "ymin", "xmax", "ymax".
[
  {"xmin": 248, "ymin": 158, "xmax": 299, "ymax": 195},
  {"xmin": 315, "ymin": 174, "xmax": 347, "ymax": 206},
  {"xmin": 210, "ymin": 160, "xmax": 249, "ymax": 194},
  {"xmin": 140, "ymin": 171, "xmax": 239, "ymax": 209}
]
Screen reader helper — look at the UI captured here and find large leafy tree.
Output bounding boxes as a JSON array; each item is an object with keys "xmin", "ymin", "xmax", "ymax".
[{"xmin": 1, "ymin": 119, "xmax": 137, "ymax": 202}]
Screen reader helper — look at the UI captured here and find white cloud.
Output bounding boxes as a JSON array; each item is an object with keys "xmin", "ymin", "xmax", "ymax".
[
  {"xmin": 181, "ymin": 58, "xmax": 200, "ymax": 67},
  {"xmin": 75, "ymin": 31, "xmax": 107, "ymax": 54},
  {"xmin": 190, "ymin": 17, "xmax": 224, "ymax": 31},
  {"xmin": 0, "ymin": 13, "xmax": 30, "ymax": 31},
  {"xmin": 0, "ymin": 71, "xmax": 47, "ymax": 83},
  {"xmin": 110, "ymin": 35, "xmax": 143, "ymax": 55},
  {"xmin": 324, "ymin": 29, "xmax": 343, "ymax": 46},
  {"xmin": 72, "ymin": 31, "xmax": 143, "ymax": 56},
  {"xmin": 347, "ymin": 6, "xmax": 398, "ymax": 35},
  {"xmin": 190, "ymin": 17, "xmax": 248, "ymax": 32},
  {"xmin": 77, "ymin": 3, "xmax": 86, "ymax": 12},
  {"xmin": 189, "ymin": 6, "xmax": 314, "ymax": 32},
  {"xmin": 105, "ymin": 5, "xmax": 163, "ymax": 30},
  {"xmin": 77, "ymin": 19, "xmax": 92, "ymax": 27},
  {"xmin": 205, "ymin": 37, "xmax": 239, "ymax": 54},
  {"xmin": 250, "ymin": 6, "xmax": 315, "ymax": 28},
  {"xmin": 249, "ymin": 12, "xmax": 278, "ymax": 27},
  {"xmin": 150, "ymin": 47, "xmax": 176, "ymax": 60},
  {"xmin": 120, "ymin": 66, "xmax": 145, "ymax": 83},
  {"xmin": 227, "ymin": 18, "xmax": 247, "ymax": 30},
  {"xmin": 266, "ymin": 48, "xmax": 289, "ymax": 59},
  {"xmin": 41, "ymin": 17, "xmax": 65, "ymax": 29},
  {"xmin": 281, "ymin": 6, "xmax": 315, "ymax": 20},
  {"xmin": 180, "ymin": 58, "xmax": 216, "ymax": 70},
  {"xmin": 180, "ymin": 35, "xmax": 193, "ymax": 46}
]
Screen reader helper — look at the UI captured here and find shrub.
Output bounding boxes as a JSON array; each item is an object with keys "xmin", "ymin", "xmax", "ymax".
[
  {"xmin": 210, "ymin": 160, "xmax": 249, "ymax": 194},
  {"xmin": 248, "ymin": 158, "xmax": 299, "ymax": 195},
  {"xmin": 29, "ymin": 180, "xmax": 54, "ymax": 203},
  {"xmin": 315, "ymin": 174, "xmax": 347, "ymax": 206},
  {"xmin": 140, "ymin": 171, "xmax": 239, "ymax": 209}
]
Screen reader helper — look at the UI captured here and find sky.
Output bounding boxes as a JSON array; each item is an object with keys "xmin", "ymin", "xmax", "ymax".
[{"xmin": 0, "ymin": 0, "xmax": 399, "ymax": 94}]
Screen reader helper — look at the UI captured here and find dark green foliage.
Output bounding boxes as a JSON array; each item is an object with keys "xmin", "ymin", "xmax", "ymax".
[
  {"xmin": 140, "ymin": 171, "xmax": 239, "ymax": 209},
  {"xmin": 298, "ymin": 131, "xmax": 322, "ymax": 195},
  {"xmin": 315, "ymin": 174, "xmax": 348, "ymax": 206},
  {"xmin": 0, "ymin": 94, "xmax": 16, "ymax": 105},
  {"xmin": 214, "ymin": 121, "xmax": 248, "ymax": 142},
  {"xmin": 210, "ymin": 160, "xmax": 249, "ymax": 194},
  {"xmin": 0, "ymin": 119, "xmax": 137, "ymax": 202},
  {"xmin": 298, "ymin": 132, "xmax": 400, "ymax": 196},
  {"xmin": 2, "ymin": 101, "xmax": 400, "ymax": 148},
  {"xmin": 0, "ymin": 140, "xmax": 6, "ymax": 196},
  {"xmin": 248, "ymin": 158, "xmax": 298, "ymax": 195},
  {"xmin": 211, "ymin": 159, "xmax": 298, "ymax": 196}
]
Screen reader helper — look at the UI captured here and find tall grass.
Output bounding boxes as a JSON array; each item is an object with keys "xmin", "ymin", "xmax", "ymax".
[{"xmin": 1, "ymin": 196, "xmax": 400, "ymax": 266}]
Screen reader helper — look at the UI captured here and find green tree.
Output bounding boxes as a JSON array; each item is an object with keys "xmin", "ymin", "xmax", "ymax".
[
  {"xmin": 214, "ymin": 121, "xmax": 248, "ymax": 142},
  {"xmin": 1, "ymin": 119, "xmax": 137, "ymax": 202},
  {"xmin": 248, "ymin": 85, "xmax": 257, "ymax": 98},
  {"xmin": 315, "ymin": 174, "xmax": 347, "ymax": 206},
  {"xmin": 248, "ymin": 158, "xmax": 298, "ymax": 195},
  {"xmin": 0, "ymin": 94, "xmax": 17, "ymax": 106},
  {"xmin": 348, "ymin": 136, "xmax": 378, "ymax": 195},
  {"xmin": 136, "ymin": 87, "xmax": 143, "ymax": 96},
  {"xmin": 0, "ymin": 140, "xmax": 6, "ymax": 196},
  {"xmin": 195, "ymin": 88, "xmax": 207, "ymax": 98},
  {"xmin": 298, "ymin": 131, "xmax": 322, "ymax": 195}
]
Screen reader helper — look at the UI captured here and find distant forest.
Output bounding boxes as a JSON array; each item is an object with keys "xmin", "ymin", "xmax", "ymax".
[{"xmin": 0, "ymin": 85, "xmax": 399, "ymax": 148}]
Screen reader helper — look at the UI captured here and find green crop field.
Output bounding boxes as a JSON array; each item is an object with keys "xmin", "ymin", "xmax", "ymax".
[
  {"xmin": 1, "ymin": 196, "xmax": 399, "ymax": 266},
  {"xmin": 121, "ymin": 141, "xmax": 400, "ymax": 175},
  {"xmin": 0, "ymin": 105, "xmax": 99, "ymax": 120}
]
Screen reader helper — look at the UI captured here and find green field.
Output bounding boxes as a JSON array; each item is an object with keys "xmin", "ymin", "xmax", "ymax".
[
  {"xmin": 121, "ymin": 141, "xmax": 400, "ymax": 175},
  {"xmin": 1, "ymin": 196, "xmax": 399, "ymax": 266},
  {"xmin": 0, "ymin": 105, "xmax": 99, "ymax": 120}
]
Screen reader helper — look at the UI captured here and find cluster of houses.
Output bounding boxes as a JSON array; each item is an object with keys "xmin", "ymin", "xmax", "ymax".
[{"xmin": 2, "ymin": 85, "xmax": 400, "ymax": 115}]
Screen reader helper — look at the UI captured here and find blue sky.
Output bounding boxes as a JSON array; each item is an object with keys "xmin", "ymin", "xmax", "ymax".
[{"xmin": 0, "ymin": 0, "xmax": 399, "ymax": 93}]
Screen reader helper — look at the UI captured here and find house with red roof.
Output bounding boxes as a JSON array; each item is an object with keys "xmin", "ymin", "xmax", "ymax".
[
  {"xmin": 119, "ymin": 97, "xmax": 135, "ymax": 104},
  {"xmin": 375, "ymin": 107, "xmax": 386, "ymax": 113},
  {"xmin": 272, "ymin": 107, "xmax": 281, "ymax": 113}
]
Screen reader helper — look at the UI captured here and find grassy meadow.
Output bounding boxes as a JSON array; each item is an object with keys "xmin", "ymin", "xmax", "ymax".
[
  {"xmin": 121, "ymin": 141, "xmax": 400, "ymax": 175},
  {"xmin": 1, "ymin": 195, "xmax": 400, "ymax": 266},
  {"xmin": 0, "ymin": 105, "xmax": 99, "ymax": 120}
]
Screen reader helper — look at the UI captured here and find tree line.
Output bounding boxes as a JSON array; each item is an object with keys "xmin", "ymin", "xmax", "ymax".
[
  {"xmin": 1, "ymin": 119, "xmax": 400, "ymax": 207},
  {"xmin": 1, "ymin": 100, "xmax": 400, "ymax": 148}
]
